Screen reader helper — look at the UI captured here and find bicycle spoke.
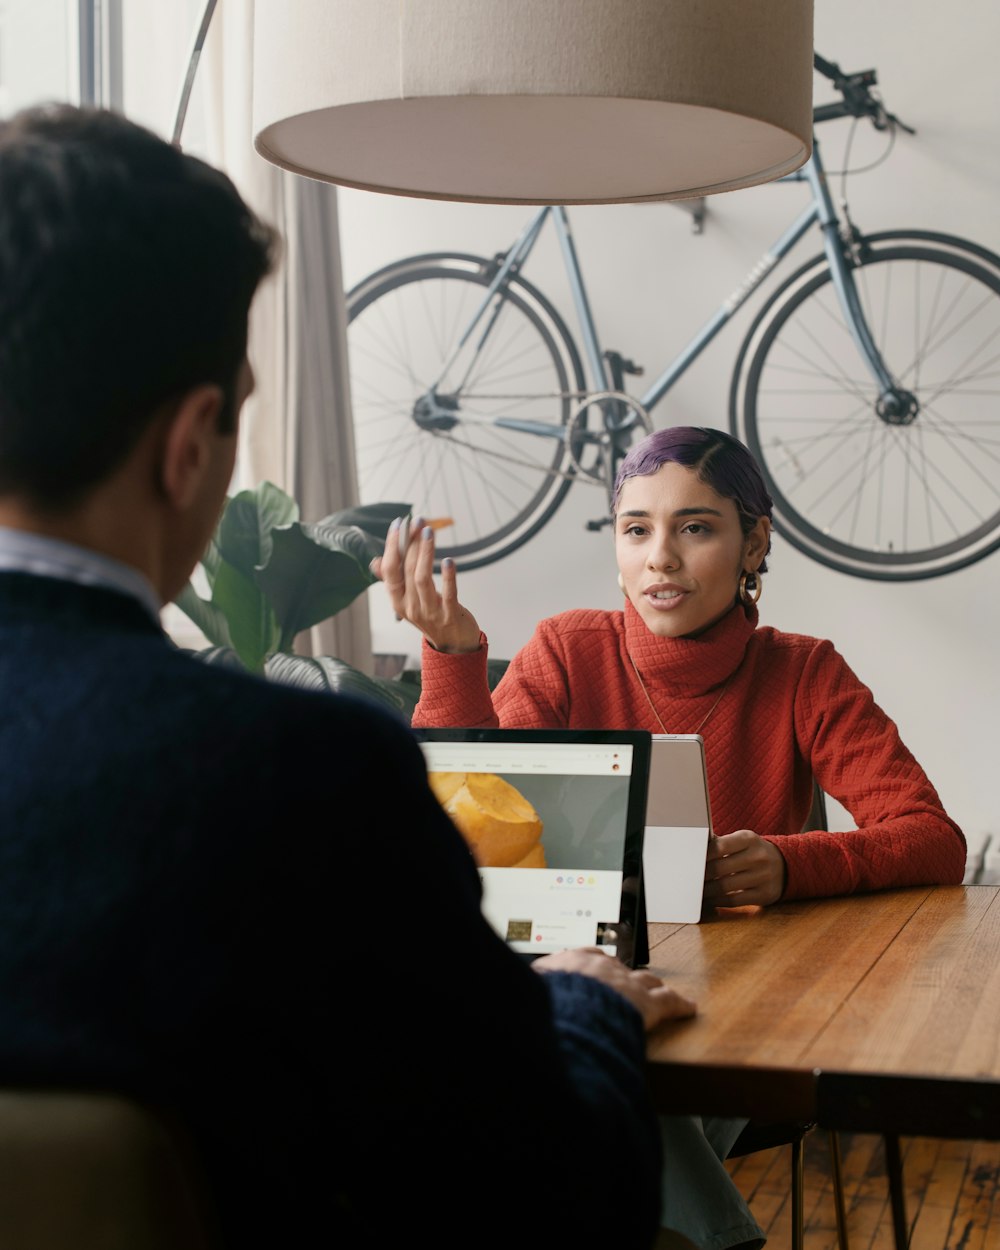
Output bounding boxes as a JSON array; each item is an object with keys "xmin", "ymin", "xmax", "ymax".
[
  {"xmin": 918, "ymin": 403, "xmax": 1000, "ymax": 483},
  {"xmin": 349, "ymin": 320, "xmax": 432, "ymax": 390},
  {"xmin": 763, "ymin": 312, "xmax": 874, "ymax": 407},
  {"xmin": 844, "ymin": 419, "xmax": 877, "ymax": 547},
  {"xmin": 919, "ymin": 326, "xmax": 1000, "ymax": 409}
]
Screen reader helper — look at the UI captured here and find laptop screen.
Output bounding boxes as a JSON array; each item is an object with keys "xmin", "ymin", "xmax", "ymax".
[{"xmin": 413, "ymin": 728, "xmax": 651, "ymax": 967}]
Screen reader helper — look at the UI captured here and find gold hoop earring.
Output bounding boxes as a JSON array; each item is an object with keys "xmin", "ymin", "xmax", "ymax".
[
  {"xmin": 617, "ymin": 572, "xmax": 626, "ymax": 593},
  {"xmin": 739, "ymin": 570, "xmax": 762, "ymax": 605}
]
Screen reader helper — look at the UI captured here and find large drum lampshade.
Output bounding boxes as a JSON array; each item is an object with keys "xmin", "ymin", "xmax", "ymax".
[{"xmin": 252, "ymin": 0, "xmax": 815, "ymax": 205}]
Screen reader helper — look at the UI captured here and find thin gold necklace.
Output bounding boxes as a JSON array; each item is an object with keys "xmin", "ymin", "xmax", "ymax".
[{"xmin": 626, "ymin": 650, "xmax": 731, "ymax": 736}]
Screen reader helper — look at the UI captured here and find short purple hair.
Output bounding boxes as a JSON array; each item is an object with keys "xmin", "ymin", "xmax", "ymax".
[{"xmin": 612, "ymin": 426, "xmax": 773, "ymax": 571}]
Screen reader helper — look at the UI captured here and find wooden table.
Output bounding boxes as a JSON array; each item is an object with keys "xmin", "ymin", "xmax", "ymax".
[{"xmin": 643, "ymin": 884, "xmax": 1000, "ymax": 1133}]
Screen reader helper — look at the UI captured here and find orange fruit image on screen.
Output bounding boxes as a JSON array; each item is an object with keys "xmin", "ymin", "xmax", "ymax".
[{"xmin": 428, "ymin": 772, "xmax": 545, "ymax": 868}]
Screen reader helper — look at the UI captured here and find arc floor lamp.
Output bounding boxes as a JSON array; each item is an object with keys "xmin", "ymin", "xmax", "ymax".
[{"xmin": 173, "ymin": 0, "xmax": 814, "ymax": 206}]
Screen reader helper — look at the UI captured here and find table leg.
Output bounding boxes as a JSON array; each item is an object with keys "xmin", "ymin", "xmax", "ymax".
[{"xmin": 884, "ymin": 1133, "xmax": 909, "ymax": 1250}]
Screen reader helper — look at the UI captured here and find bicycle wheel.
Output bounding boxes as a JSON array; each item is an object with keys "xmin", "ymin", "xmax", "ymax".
[
  {"xmin": 346, "ymin": 252, "xmax": 585, "ymax": 571},
  {"xmin": 731, "ymin": 239, "xmax": 1000, "ymax": 580}
]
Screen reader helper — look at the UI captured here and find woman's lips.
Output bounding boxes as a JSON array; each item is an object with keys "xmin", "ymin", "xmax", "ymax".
[{"xmin": 643, "ymin": 585, "xmax": 689, "ymax": 610}]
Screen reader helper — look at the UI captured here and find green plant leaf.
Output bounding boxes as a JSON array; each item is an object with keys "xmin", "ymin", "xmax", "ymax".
[
  {"xmin": 257, "ymin": 522, "xmax": 377, "ymax": 648},
  {"xmin": 302, "ymin": 517, "xmax": 385, "ymax": 564},
  {"xmin": 322, "ymin": 502, "xmax": 410, "ymax": 542},
  {"xmin": 200, "ymin": 527, "xmax": 225, "ymax": 588},
  {"xmin": 173, "ymin": 582, "xmax": 234, "ymax": 648},
  {"xmin": 218, "ymin": 481, "xmax": 299, "ymax": 580},
  {"xmin": 185, "ymin": 645, "xmax": 247, "ymax": 671},
  {"xmin": 265, "ymin": 653, "xmax": 420, "ymax": 719},
  {"xmin": 374, "ymin": 672, "xmax": 421, "ymax": 717},
  {"xmin": 212, "ymin": 558, "xmax": 280, "ymax": 673}
]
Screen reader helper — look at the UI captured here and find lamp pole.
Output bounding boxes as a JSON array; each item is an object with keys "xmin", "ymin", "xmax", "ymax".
[{"xmin": 171, "ymin": 0, "xmax": 219, "ymax": 146}]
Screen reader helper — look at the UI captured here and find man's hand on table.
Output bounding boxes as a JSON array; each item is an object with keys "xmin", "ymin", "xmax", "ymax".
[{"xmin": 534, "ymin": 947, "xmax": 696, "ymax": 1031}]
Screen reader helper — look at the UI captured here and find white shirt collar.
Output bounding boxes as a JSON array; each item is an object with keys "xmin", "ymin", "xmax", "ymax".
[{"xmin": 0, "ymin": 527, "xmax": 162, "ymax": 622}]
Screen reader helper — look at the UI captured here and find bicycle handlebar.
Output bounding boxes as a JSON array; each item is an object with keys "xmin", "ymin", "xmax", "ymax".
[{"xmin": 812, "ymin": 52, "xmax": 916, "ymax": 135}]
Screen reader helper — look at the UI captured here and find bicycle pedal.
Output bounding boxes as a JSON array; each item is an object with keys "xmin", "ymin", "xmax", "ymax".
[{"xmin": 586, "ymin": 516, "xmax": 613, "ymax": 532}]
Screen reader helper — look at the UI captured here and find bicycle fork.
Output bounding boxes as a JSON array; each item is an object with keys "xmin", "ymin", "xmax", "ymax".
[{"xmin": 805, "ymin": 146, "xmax": 918, "ymax": 424}]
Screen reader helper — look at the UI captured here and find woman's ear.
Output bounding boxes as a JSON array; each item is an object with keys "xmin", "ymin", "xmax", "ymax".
[
  {"xmin": 744, "ymin": 516, "xmax": 772, "ymax": 571},
  {"xmin": 158, "ymin": 385, "xmax": 225, "ymax": 510}
]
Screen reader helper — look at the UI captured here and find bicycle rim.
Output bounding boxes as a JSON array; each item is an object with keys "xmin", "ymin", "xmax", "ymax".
[
  {"xmin": 734, "ymin": 245, "xmax": 1000, "ymax": 580},
  {"xmin": 346, "ymin": 254, "xmax": 584, "ymax": 571}
]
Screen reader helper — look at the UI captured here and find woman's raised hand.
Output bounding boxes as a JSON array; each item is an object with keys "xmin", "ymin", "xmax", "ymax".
[{"xmin": 370, "ymin": 516, "xmax": 483, "ymax": 654}]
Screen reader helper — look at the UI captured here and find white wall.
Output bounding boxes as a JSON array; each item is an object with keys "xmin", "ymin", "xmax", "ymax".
[
  {"xmin": 0, "ymin": 0, "xmax": 78, "ymax": 113},
  {"xmin": 336, "ymin": 0, "xmax": 1000, "ymax": 849}
]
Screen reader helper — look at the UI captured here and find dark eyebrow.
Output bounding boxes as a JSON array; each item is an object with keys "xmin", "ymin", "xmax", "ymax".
[{"xmin": 617, "ymin": 506, "xmax": 725, "ymax": 519}]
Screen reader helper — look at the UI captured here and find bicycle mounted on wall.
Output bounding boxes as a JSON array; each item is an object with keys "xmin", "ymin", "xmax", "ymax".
[{"xmin": 346, "ymin": 53, "xmax": 1000, "ymax": 581}]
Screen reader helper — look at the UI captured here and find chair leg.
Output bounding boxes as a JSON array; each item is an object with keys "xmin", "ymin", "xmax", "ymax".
[
  {"xmin": 828, "ymin": 1130, "xmax": 850, "ymax": 1250},
  {"xmin": 884, "ymin": 1133, "xmax": 909, "ymax": 1250},
  {"xmin": 791, "ymin": 1136, "xmax": 805, "ymax": 1250}
]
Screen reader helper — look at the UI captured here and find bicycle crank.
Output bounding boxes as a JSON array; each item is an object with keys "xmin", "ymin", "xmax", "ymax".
[{"xmin": 566, "ymin": 391, "xmax": 654, "ymax": 481}]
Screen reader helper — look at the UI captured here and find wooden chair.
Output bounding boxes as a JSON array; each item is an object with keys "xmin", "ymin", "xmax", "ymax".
[
  {"xmin": 804, "ymin": 775, "xmax": 829, "ymax": 836},
  {"xmin": 728, "ymin": 1118, "xmax": 848, "ymax": 1250},
  {"xmin": 0, "ymin": 1089, "xmax": 222, "ymax": 1249}
]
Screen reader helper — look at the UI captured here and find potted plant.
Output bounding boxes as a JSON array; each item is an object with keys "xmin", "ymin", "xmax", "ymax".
[{"xmin": 174, "ymin": 480, "xmax": 420, "ymax": 718}]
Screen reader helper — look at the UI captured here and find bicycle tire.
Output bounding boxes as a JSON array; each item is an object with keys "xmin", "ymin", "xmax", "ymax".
[
  {"xmin": 346, "ymin": 252, "xmax": 586, "ymax": 571},
  {"xmin": 862, "ymin": 229, "xmax": 1000, "ymax": 272},
  {"xmin": 730, "ymin": 238, "xmax": 1000, "ymax": 580}
]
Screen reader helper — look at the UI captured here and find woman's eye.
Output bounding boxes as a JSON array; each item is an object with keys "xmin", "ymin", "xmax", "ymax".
[
  {"xmin": 623, "ymin": 524, "xmax": 647, "ymax": 537},
  {"xmin": 683, "ymin": 522, "xmax": 710, "ymax": 535}
]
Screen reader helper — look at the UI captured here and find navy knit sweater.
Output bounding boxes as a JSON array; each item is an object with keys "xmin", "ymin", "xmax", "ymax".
[{"xmin": 0, "ymin": 573, "xmax": 662, "ymax": 1248}]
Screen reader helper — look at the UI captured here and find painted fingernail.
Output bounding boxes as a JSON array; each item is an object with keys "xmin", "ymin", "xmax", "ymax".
[
  {"xmin": 442, "ymin": 557, "xmax": 455, "ymax": 570},
  {"xmin": 389, "ymin": 516, "xmax": 401, "ymax": 531},
  {"xmin": 422, "ymin": 526, "xmax": 433, "ymax": 541}
]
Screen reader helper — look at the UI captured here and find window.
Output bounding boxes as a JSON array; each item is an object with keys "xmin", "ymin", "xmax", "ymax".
[{"xmin": 0, "ymin": 0, "xmax": 80, "ymax": 114}]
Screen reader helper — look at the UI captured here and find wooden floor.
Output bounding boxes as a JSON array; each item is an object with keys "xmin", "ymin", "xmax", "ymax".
[{"xmin": 725, "ymin": 1130, "xmax": 1000, "ymax": 1250}]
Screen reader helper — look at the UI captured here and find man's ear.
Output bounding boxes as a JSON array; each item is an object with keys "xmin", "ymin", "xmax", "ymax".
[{"xmin": 158, "ymin": 385, "xmax": 225, "ymax": 510}]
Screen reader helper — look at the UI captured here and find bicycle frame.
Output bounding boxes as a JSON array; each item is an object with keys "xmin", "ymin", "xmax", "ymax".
[
  {"xmin": 428, "ymin": 135, "xmax": 900, "ymax": 440},
  {"xmin": 347, "ymin": 51, "xmax": 1000, "ymax": 581}
]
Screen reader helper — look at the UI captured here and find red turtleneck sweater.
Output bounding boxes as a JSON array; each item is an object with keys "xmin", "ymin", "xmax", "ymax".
[{"xmin": 414, "ymin": 602, "xmax": 965, "ymax": 901}]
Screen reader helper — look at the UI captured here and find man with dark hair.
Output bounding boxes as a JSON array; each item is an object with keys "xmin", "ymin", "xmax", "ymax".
[
  {"xmin": 0, "ymin": 105, "xmax": 274, "ymax": 506},
  {"xmin": 0, "ymin": 104, "xmax": 695, "ymax": 1247}
]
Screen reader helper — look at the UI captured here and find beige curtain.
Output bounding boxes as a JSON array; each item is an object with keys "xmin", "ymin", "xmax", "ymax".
[{"xmin": 200, "ymin": 0, "xmax": 373, "ymax": 672}]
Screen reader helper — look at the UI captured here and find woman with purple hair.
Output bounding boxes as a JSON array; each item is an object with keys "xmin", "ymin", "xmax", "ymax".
[{"xmin": 374, "ymin": 424, "xmax": 963, "ymax": 1250}]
